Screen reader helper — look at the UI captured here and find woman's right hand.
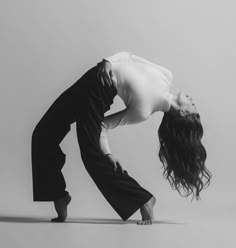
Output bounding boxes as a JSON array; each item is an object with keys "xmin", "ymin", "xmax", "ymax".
[
  {"xmin": 97, "ymin": 59, "xmax": 114, "ymax": 87},
  {"xmin": 104, "ymin": 153, "xmax": 126, "ymax": 174}
]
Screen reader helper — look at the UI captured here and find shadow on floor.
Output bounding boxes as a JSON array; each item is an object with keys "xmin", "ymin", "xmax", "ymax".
[{"xmin": 0, "ymin": 216, "xmax": 185, "ymax": 225}]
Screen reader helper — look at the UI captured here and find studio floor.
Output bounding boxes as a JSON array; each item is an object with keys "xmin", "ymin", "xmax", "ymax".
[{"xmin": 0, "ymin": 213, "xmax": 235, "ymax": 248}]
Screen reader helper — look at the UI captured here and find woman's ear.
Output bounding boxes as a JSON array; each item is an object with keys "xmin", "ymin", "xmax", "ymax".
[{"xmin": 179, "ymin": 109, "xmax": 186, "ymax": 117}]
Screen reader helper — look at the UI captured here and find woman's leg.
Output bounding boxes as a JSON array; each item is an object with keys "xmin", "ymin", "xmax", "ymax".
[
  {"xmin": 31, "ymin": 116, "xmax": 71, "ymax": 202},
  {"xmin": 31, "ymin": 66, "xmax": 100, "ymax": 222},
  {"xmin": 76, "ymin": 117, "xmax": 153, "ymax": 221},
  {"xmin": 31, "ymin": 66, "xmax": 95, "ymax": 202},
  {"xmin": 74, "ymin": 67, "xmax": 153, "ymax": 221}
]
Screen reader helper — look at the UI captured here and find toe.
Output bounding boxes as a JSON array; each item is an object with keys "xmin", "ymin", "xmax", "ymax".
[
  {"xmin": 145, "ymin": 220, "xmax": 151, "ymax": 225},
  {"xmin": 137, "ymin": 219, "xmax": 153, "ymax": 225}
]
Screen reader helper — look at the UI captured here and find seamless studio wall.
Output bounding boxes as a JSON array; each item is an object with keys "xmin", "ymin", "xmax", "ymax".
[{"xmin": 0, "ymin": 0, "xmax": 235, "ymax": 220}]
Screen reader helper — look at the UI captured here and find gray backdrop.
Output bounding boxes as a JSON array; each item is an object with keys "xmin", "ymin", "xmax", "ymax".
[{"xmin": 0, "ymin": 0, "xmax": 235, "ymax": 221}]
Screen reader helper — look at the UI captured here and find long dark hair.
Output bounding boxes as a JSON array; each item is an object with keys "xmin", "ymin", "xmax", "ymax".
[{"xmin": 158, "ymin": 107, "xmax": 212, "ymax": 200}]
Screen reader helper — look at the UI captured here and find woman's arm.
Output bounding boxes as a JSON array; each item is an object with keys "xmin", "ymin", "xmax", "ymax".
[
  {"xmin": 99, "ymin": 108, "xmax": 129, "ymax": 155},
  {"xmin": 100, "ymin": 108, "xmax": 132, "ymax": 174}
]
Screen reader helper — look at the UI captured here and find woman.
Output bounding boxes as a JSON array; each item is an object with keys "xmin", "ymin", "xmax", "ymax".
[{"xmin": 31, "ymin": 51, "xmax": 211, "ymax": 225}]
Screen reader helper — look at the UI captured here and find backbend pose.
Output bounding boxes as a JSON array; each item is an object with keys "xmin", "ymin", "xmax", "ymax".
[{"xmin": 31, "ymin": 51, "xmax": 212, "ymax": 225}]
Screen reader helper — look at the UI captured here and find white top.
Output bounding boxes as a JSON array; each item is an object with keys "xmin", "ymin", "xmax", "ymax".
[{"xmin": 99, "ymin": 51, "xmax": 174, "ymax": 155}]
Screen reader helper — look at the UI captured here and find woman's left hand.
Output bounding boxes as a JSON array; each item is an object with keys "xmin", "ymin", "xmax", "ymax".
[
  {"xmin": 97, "ymin": 59, "xmax": 114, "ymax": 87},
  {"xmin": 104, "ymin": 153, "xmax": 126, "ymax": 174}
]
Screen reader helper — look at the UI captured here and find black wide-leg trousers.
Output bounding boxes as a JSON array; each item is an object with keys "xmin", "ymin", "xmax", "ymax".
[{"xmin": 31, "ymin": 65, "xmax": 153, "ymax": 221}]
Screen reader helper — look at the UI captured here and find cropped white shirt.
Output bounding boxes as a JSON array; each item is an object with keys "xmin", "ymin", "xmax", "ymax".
[{"xmin": 99, "ymin": 51, "xmax": 174, "ymax": 155}]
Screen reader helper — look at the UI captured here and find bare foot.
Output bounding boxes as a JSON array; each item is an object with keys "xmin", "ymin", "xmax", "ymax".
[
  {"xmin": 51, "ymin": 193, "xmax": 72, "ymax": 222},
  {"xmin": 137, "ymin": 196, "xmax": 156, "ymax": 225}
]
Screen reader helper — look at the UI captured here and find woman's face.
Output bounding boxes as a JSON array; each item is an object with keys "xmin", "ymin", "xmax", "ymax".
[{"xmin": 177, "ymin": 92, "xmax": 198, "ymax": 114}]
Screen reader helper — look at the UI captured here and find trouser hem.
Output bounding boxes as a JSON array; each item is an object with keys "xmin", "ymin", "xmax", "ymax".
[
  {"xmin": 33, "ymin": 191, "xmax": 69, "ymax": 202},
  {"xmin": 120, "ymin": 193, "xmax": 153, "ymax": 221}
]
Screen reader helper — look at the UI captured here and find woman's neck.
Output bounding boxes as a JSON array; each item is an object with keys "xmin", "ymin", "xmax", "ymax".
[{"xmin": 162, "ymin": 92, "xmax": 177, "ymax": 113}]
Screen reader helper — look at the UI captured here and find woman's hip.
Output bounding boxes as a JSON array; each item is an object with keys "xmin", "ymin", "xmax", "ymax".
[{"xmin": 35, "ymin": 64, "xmax": 117, "ymax": 127}]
